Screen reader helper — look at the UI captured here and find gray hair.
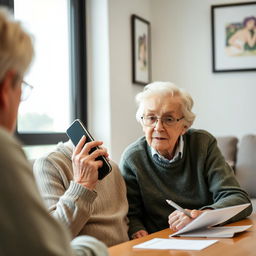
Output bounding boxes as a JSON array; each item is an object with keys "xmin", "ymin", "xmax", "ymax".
[
  {"xmin": 0, "ymin": 8, "xmax": 34, "ymax": 82},
  {"xmin": 135, "ymin": 81, "xmax": 196, "ymax": 127}
]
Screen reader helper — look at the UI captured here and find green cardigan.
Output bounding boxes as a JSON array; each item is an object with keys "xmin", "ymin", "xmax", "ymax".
[{"xmin": 120, "ymin": 129, "xmax": 252, "ymax": 236}]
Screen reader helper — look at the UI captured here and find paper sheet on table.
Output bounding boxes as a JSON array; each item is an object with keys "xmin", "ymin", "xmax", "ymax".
[
  {"xmin": 170, "ymin": 203, "xmax": 250, "ymax": 237},
  {"xmin": 133, "ymin": 238, "xmax": 218, "ymax": 250}
]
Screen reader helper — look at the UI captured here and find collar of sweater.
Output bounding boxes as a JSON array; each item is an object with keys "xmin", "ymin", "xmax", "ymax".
[
  {"xmin": 150, "ymin": 135, "xmax": 184, "ymax": 164},
  {"xmin": 145, "ymin": 141, "xmax": 185, "ymax": 169}
]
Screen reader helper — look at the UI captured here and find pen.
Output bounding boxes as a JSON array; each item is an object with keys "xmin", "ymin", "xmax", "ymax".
[{"xmin": 166, "ymin": 199, "xmax": 192, "ymax": 218}]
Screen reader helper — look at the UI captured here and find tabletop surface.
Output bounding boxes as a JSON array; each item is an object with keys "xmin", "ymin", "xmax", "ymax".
[{"xmin": 108, "ymin": 213, "xmax": 256, "ymax": 256}]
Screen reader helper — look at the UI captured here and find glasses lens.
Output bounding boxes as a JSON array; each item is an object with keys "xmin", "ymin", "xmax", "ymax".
[
  {"xmin": 143, "ymin": 116, "xmax": 157, "ymax": 127},
  {"xmin": 163, "ymin": 116, "xmax": 175, "ymax": 126},
  {"xmin": 142, "ymin": 116, "xmax": 182, "ymax": 127}
]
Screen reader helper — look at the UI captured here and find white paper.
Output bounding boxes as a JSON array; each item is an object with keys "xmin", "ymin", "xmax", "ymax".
[
  {"xmin": 170, "ymin": 203, "xmax": 250, "ymax": 237},
  {"xmin": 133, "ymin": 238, "xmax": 218, "ymax": 250}
]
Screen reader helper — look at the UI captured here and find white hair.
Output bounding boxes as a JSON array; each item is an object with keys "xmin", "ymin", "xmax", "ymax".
[
  {"xmin": 0, "ymin": 7, "xmax": 34, "ymax": 82},
  {"xmin": 135, "ymin": 81, "xmax": 196, "ymax": 127}
]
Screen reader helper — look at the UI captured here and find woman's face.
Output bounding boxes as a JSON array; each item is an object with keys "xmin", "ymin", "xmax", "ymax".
[
  {"xmin": 141, "ymin": 94, "xmax": 187, "ymax": 159},
  {"xmin": 246, "ymin": 19, "xmax": 255, "ymax": 30}
]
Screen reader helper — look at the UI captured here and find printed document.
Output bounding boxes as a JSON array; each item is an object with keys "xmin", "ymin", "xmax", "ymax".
[
  {"xmin": 133, "ymin": 238, "xmax": 218, "ymax": 250},
  {"xmin": 170, "ymin": 203, "xmax": 251, "ymax": 238}
]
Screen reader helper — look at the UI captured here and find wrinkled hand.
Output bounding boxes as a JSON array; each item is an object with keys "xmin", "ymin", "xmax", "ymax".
[
  {"xmin": 131, "ymin": 230, "xmax": 148, "ymax": 239},
  {"xmin": 168, "ymin": 209, "xmax": 205, "ymax": 231},
  {"xmin": 72, "ymin": 136, "xmax": 109, "ymax": 190}
]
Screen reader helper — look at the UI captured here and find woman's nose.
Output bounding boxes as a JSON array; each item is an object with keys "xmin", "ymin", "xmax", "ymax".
[{"xmin": 154, "ymin": 119, "xmax": 165, "ymax": 131}]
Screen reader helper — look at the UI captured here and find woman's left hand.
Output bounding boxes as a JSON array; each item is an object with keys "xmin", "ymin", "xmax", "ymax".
[
  {"xmin": 168, "ymin": 209, "xmax": 204, "ymax": 231},
  {"xmin": 131, "ymin": 230, "xmax": 148, "ymax": 239}
]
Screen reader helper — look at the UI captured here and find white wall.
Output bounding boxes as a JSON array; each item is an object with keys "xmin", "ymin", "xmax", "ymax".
[
  {"xmin": 108, "ymin": 0, "xmax": 152, "ymax": 161},
  {"xmin": 151, "ymin": 0, "xmax": 256, "ymax": 139},
  {"xmin": 88, "ymin": 0, "xmax": 256, "ymax": 163},
  {"xmin": 87, "ymin": 0, "xmax": 151, "ymax": 162},
  {"xmin": 87, "ymin": 0, "xmax": 111, "ymax": 152}
]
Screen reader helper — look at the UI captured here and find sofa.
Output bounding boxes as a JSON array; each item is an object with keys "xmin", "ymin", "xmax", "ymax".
[{"xmin": 216, "ymin": 134, "xmax": 256, "ymax": 212}]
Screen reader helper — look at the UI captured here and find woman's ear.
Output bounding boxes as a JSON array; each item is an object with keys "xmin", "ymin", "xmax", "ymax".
[
  {"xmin": 0, "ymin": 78, "xmax": 9, "ymax": 109},
  {"xmin": 0, "ymin": 71, "xmax": 17, "ymax": 108},
  {"xmin": 181, "ymin": 124, "xmax": 188, "ymax": 135}
]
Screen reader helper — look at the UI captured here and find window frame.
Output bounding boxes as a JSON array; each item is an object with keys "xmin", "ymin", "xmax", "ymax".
[{"xmin": 1, "ymin": 0, "xmax": 87, "ymax": 145}]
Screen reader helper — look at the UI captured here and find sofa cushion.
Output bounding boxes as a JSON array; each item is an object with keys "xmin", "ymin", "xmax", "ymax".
[
  {"xmin": 251, "ymin": 198, "xmax": 256, "ymax": 213},
  {"xmin": 216, "ymin": 136, "xmax": 238, "ymax": 169},
  {"xmin": 236, "ymin": 135, "xmax": 256, "ymax": 198}
]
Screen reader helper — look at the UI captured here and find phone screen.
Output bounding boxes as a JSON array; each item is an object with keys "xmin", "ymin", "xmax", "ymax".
[{"xmin": 66, "ymin": 119, "xmax": 112, "ymax": 180}]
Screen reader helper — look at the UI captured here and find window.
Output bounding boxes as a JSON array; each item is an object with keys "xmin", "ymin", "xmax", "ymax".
[
  {"xmin": 15, "ymin": 0, "xmax": 71, "ymax": 134},
  {"xmin": 0, "ymin": 0, "xmax": 87, "ymax": 158}
]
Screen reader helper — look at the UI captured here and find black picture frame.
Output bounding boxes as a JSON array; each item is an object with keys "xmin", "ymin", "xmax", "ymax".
[
  {"xmin": 211, "ymin": 2, "xmax": 256, "ymax": 72},
  {"xmin": 131, "ymin": 14, "xmax": 151, "ymax": 85}
]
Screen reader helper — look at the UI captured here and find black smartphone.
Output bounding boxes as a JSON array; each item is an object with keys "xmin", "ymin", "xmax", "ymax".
[{"xmin": 66, "ymin": 119, "xmax": 112, "ymax": 180}]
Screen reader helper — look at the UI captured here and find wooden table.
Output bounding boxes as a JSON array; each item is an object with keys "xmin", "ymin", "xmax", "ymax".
[{"xmin": 109, "ymin": 214, "xmax": 256, "ymax": 256}]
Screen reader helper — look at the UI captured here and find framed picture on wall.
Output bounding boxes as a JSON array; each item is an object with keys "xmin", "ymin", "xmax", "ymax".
[
  {"xmin": 211, "ymin": 2, "xmax": 256, "ymax": 72},
  {"xmin": 131, "ymin": 14, "xmax": 151, "ymax": 85}
]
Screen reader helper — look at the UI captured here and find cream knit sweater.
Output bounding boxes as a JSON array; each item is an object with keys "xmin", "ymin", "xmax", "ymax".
[{"xmin": 33, "ymin": 141, "xmax": 129, "ymax": 247}]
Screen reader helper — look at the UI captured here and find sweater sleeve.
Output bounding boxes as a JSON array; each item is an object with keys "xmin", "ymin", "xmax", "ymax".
[
  {"xmin": 203, "ymin": 137, "xmax": 252, "ymax": 222},
  {"xmin": 71, "ymin": 236, "xmax": 108, "ymax": 256},
  {"xmin": 33, "ymin": 156, "xmax": 97, "ymax": 237},
  {"xmin": 119, "ymin": 151, "xmax": 146, "ymax": 237}
]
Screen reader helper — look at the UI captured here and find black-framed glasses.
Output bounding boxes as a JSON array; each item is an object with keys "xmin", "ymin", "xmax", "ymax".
[
  {"xmin": 21, "ymin": 81, "xmax": 34, "ymax": 101},
  {"xmin": 141, "ymin": 115, "xmax": 184, "ymax": 127}
]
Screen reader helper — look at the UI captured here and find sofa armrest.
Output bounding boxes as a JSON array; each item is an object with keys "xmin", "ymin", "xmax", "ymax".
[
  {"xmin": 216, "ymin": 136, "xmax": 238, "ymax": 169},
  {"xmin": 236, "ymin": 135, "xmax": 256, "ymax": 198}
]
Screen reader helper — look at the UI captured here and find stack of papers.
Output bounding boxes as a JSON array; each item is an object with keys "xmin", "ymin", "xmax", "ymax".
[
  {"xmin": 170, "ymin": 203, "xmax": 251, "ymax": 238},
  {"xmin": 133, "ymin": 204, "xmax": 252, "ymax": 251}
]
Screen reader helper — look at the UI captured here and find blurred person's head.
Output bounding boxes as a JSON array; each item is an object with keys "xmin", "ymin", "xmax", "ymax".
[
  {"xmin": 243, "ymin": 16, "xmax": 256, "ymax": 30},
  {"xmin": 0, "ymin": 7, "xmax": 34, "ymax": 132}
]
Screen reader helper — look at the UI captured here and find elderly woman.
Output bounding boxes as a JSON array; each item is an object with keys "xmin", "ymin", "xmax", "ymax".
[{"xmin": 119, "ymin": 81, "xmax": 252, "ymax": 239}]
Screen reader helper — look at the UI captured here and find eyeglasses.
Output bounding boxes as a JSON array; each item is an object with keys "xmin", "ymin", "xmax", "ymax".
[
  {"xmin": 141, "ymin": 115, "xmax": 184, "ymax": 127},
  {"xmin": 21, "ymin": 81, "xmax": 34, "ymax": 101}
]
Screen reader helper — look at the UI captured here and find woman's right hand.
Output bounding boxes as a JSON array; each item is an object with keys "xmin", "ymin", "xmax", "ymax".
[
  {"xmin": 131, "ymin": 230, "xmax": 148, "ymax": 239},
  {"xmin": 72, "ymin": 136, "xmax": 109, "ymax": 190},
  {"xmin": 168, "ymin": 209, "xmax": 207, "ymax": 231}
]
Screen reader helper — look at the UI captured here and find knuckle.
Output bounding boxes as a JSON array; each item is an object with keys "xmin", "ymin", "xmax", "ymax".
[
  {"xmin": 76, "ymin": 156, "xmax": 88, "ymax": 166},
  {"xmin": 72, "ymin": 155, "xmax": 79, "ymax": 162}
]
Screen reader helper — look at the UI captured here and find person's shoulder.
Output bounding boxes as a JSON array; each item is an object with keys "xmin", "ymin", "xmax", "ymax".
[
  {"xmin": 122, "ymin": 136, "xmax": 147, "ymax": 156},
  {"xmin": 109, "ymin": 159, "xmax": 118, "ymax": 169},
  {"xmin": 108, "ymin": 159, "xmax": 125, "ymax": 180},
  {"xmin": 0, "ymin": 127, "xmax": 20, "ymax": 148},
  {"xmin": 0, "ymin": 127, "xmax": 30, "ymax": 176},
  {"xmin": 34, "ymin": 141, "xmax": 70, "ymax": 169},
  {"xmin": 0, "ymin": 127, "xmax": 24, "ymax": 160},
  {"xmin": 186, "ymin": 128, "xmax": 215, "ymax": 142}
]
